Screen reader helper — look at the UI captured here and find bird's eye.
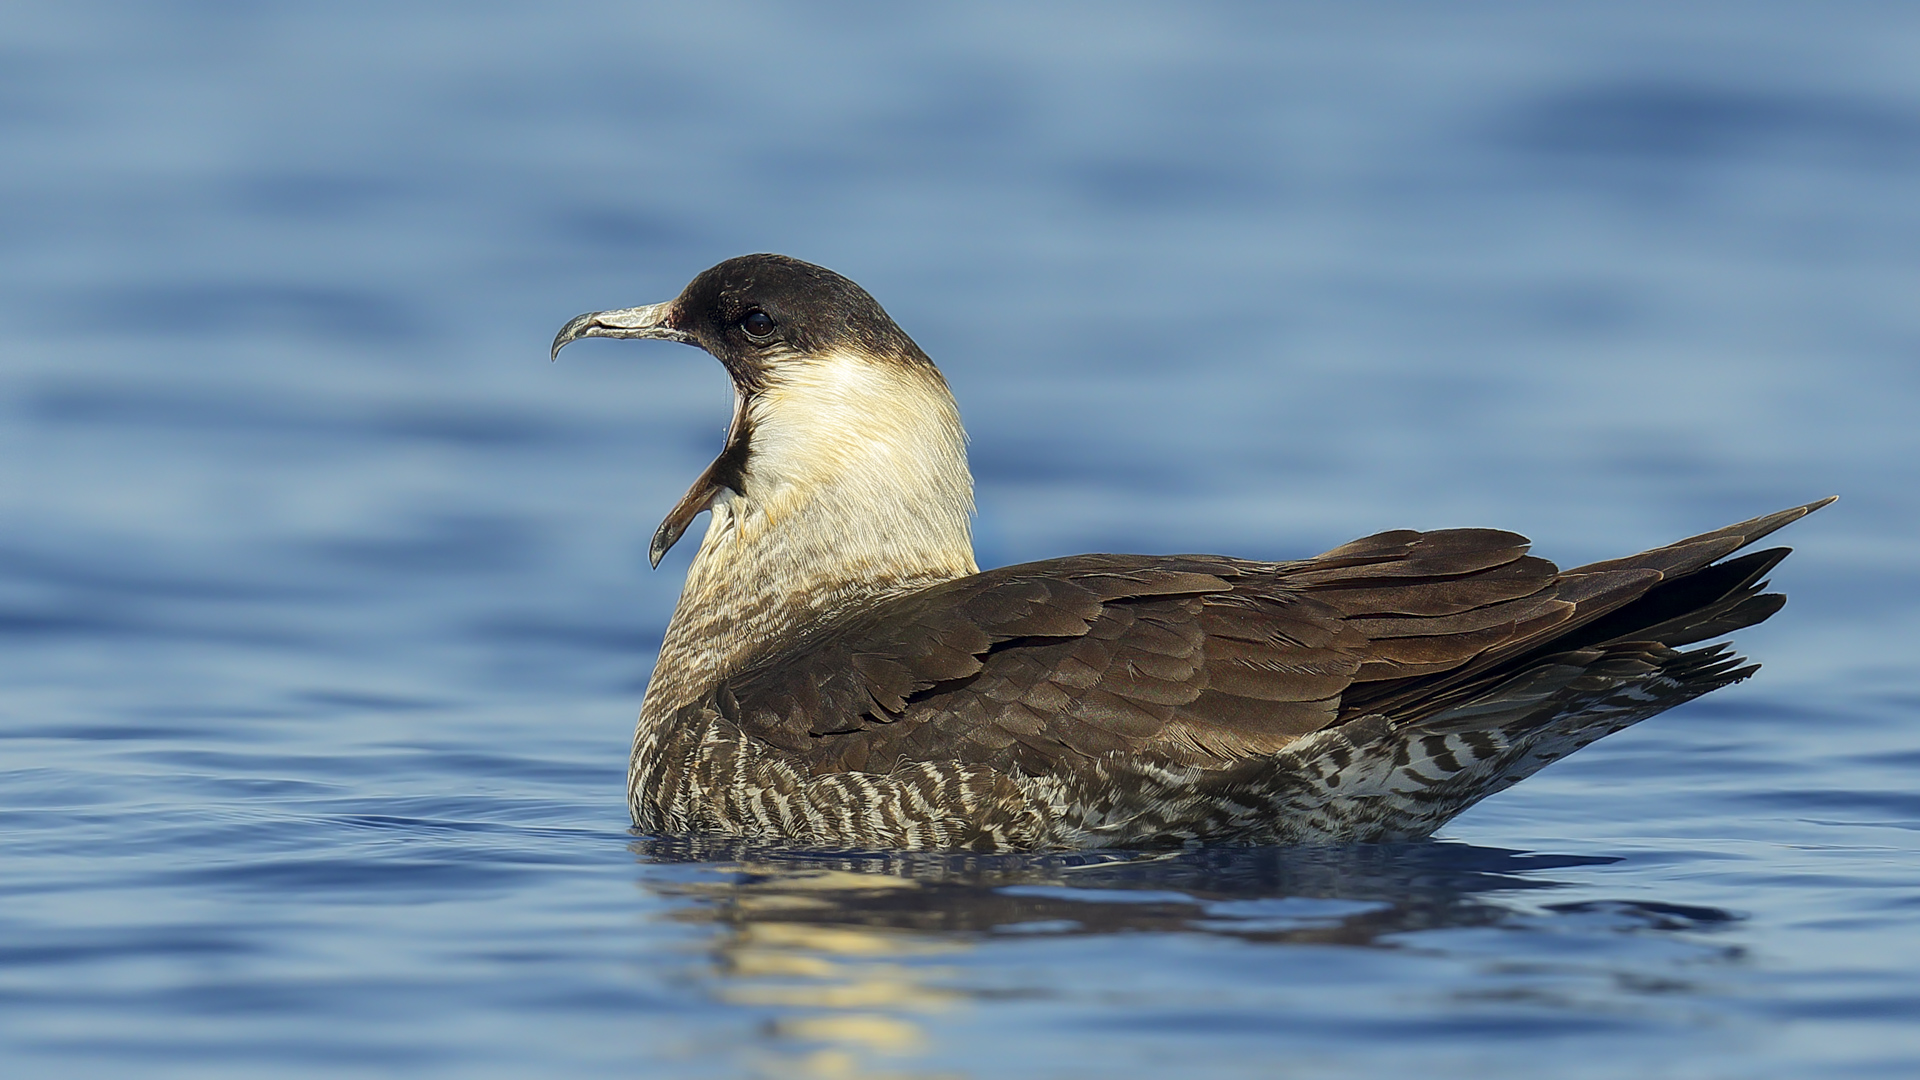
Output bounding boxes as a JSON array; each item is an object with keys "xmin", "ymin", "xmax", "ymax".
[{"xmin": 740, "ymin": 311, "xmax": 775, "ymax": 338}]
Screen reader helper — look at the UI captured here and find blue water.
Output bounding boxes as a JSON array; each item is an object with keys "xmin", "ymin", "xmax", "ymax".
[{"xmin": 4, "ymin": 3, "xmax": 1918, "ymax": 1076}]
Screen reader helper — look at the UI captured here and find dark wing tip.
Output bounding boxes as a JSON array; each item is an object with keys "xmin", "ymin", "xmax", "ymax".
[
  {"xmin": 1570, "ymin": 496, "xmax": 1837, "ymax": 579},
  {"xmin": 1730, "ymin": 495, "xmax": 1839, "ymax": 546}
]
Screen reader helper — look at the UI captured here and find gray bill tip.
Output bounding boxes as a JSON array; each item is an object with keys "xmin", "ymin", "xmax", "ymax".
[{"xmin": 550, "ymin": 312, "xmax": 599, "ymax": 360}]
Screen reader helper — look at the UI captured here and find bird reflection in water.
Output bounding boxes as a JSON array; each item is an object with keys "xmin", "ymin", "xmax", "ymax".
[{"xmin": 633, "ymin": 838, "xmax": 1734, "ymax": 1077}]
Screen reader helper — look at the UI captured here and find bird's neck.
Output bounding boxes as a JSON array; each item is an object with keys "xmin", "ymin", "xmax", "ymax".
[{"xmin": 642, "ymin": 354, "xmax": 977, "ymax": 722}]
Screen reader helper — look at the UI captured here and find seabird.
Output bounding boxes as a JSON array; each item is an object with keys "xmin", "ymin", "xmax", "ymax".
[{"xmin": 553, "ymin": 253, "xmax": 1833, "ymax": 852}]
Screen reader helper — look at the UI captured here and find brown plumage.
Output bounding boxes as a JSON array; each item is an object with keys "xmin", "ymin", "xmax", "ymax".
[{"xmin": 553, "ymin": 253, "xmax": 1832, "ymax": 852}]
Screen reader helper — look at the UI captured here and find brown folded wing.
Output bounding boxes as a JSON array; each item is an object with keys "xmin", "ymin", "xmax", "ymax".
[{"xmin": 713, "ymin": 499, "xmax": 1831, "ymax": 776}]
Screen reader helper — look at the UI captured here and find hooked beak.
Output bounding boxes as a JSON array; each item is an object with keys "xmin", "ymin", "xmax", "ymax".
[{"xmin": 549, "ymin": 302, "xmax": 694, "ymax": 360}]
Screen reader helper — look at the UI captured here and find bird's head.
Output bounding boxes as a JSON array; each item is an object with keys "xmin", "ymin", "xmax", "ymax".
[{"xmin": 553, "ymin": 254, "xmax": 974, "ymax": 574}]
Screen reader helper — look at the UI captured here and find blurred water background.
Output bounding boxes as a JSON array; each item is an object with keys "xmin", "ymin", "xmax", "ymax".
[{"xmin": 3, "ymin": 2, "xmax": 1918, "ymax": 1077}]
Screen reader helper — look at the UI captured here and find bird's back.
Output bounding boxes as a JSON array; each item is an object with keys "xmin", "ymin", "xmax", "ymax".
[{"xmin": 629, "ymin": 499, "xmax": 1830, "ymax": 850}]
